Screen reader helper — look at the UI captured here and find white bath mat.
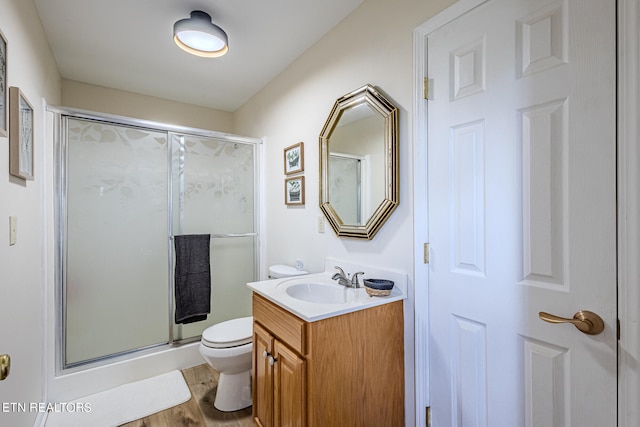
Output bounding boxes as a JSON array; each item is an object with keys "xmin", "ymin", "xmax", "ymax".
[{"xmin": 45, "ymin": 370, "xmax": 191, "ymax": 427}]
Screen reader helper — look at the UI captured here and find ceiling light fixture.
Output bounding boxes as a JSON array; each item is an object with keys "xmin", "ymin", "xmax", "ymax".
[{"xmin": 173, "ymin": 11, "xmax": 228, "ymax": 58}]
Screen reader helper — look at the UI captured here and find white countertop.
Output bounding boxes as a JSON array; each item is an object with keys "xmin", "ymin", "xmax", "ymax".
[{"xmin": 247, "ymin": 269, "xmax": 406, "ymax": 322}]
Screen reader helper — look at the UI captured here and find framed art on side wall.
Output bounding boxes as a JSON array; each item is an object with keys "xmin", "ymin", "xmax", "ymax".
[
  {"xmin": 9, "ymin": 87, "xmax": 34, "ymax": 180},
  {"xmin": 284, "ymin": 142, "xmax": 304, "ymax": 175},
  {"xmin": 285, "ymin": 176, "xmax": 305, "ymax": 205}
]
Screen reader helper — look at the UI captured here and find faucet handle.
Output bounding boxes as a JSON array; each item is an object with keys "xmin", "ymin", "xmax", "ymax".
[
  {"xmin": 351, "ymin": 271, "xmax": 365, "ymax": 288},
  {"xmin": 334, "ymin": 266, "xmax": 346, "ymax": 277}
]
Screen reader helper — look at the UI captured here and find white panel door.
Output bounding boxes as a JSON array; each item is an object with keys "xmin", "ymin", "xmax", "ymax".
[{"xmin": 427, "ymin": 0, "xmax": 616, "ymax": 426}]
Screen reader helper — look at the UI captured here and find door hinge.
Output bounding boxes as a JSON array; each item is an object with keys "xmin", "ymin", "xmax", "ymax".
[
  {"xmin": 422, "ymin": 77, "xmax": 433, "ymax": 100},
  {"xmin": 426, "ymin": 406, "xmax": 431, "ymax": 427},
  {"xmin": 424, "ymin": 243, "xmax": 429, "ymax": 264}
]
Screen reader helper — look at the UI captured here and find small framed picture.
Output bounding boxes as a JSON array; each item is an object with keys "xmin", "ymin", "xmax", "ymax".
[
  {"xmin": 0, "ymin": 29, "xmax": 7, "ymax": 137},
  {"xmin": 9, "ymin": 87, "xmax": 34, "ymax": 181},
  {"xmin": 285, "ymin": 176, "xmax": 305, "ymax": 205},
  {"xmin": 284, "ymin": 142, "xmax": 304, "ymax": 175}
]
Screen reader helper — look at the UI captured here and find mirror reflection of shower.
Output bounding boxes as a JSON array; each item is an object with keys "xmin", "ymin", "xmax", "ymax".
[
  {"xmin": 329, "ymin": 152, "xmax": 369, "ymax": 225},
  {"xmin": 56, "ymin": 112, "xmax": 259, "ymax": 370}
]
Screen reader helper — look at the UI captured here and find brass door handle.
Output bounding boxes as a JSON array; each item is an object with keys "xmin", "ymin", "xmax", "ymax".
[
  {"xmin": 0, "ymin": 354, "xmax": 10, "ymax": 381},
  {"xmin": 538, "ymin": 311, "xmax": 605, "ymax": 335}
]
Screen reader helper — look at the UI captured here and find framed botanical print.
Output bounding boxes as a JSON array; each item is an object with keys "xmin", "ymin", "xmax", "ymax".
[
  {"xmin": 285, "ymin": 176, "xmax": 305, "ymax": 205},
  {"xmin": 284, "ymin": 142, "xmax": 304, "ymax": 175},
  {"xmin": 0, "ymin": 29, "xmax": 7, "ymax": 137},
  {"xmin": 9, "ymin": 87, "xmax": 34, "ymax": 180}
]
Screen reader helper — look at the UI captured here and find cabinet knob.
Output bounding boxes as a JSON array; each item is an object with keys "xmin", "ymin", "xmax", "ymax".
[
  {"xmin": 268, "ymin": 355, "xmax": 278, "ymax": 366},
  {"xmin": 263, "ymin": 350, "xmax": 269, "ymax": 359}
]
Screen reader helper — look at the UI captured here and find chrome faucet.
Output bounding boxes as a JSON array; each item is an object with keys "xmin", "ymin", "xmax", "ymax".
[
  {"xmin": 332, "ymin": 266, "xmax": 351, "ymax": 287},
  {"xmin": 332, "ymin": 266, "xmax": 365, "ymax": 288},
  {"xmin": 351, "ymin": 271, "xmax": 365, "ymax": 288}
]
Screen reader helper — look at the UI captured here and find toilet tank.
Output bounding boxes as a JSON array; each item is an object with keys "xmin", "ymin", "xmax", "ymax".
[{"xmin": 268, "ymin": 264, "xmax": 308, "ymax": 279}]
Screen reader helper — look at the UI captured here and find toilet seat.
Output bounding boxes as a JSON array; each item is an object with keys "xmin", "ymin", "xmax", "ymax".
[{"xmin": 201, "ymin": 316, "xmax": 253, "ymax": 349}]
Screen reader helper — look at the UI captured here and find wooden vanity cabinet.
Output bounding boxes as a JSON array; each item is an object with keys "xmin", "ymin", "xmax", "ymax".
[
  {"xmin": 254, "ymin": 322, "xmax": 306, "ymax": 427},
  {"xmin": 252, "ymin": 293, "xmax": 404, "ymax": 427},
  {"xmin": 253, "ymin": 323, "xmax": 275, "ymax": 427}
]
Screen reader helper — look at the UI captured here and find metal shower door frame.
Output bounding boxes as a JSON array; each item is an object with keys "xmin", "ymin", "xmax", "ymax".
[{"xmin": 50, "ymin": 105, "xmax": 262, "ymax": 373}]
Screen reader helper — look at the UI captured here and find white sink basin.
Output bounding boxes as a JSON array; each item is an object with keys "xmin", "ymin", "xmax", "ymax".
[
  {"xmin": 247, "ymin": 267, "xmax": 407, "ymax": 322},
  {"xmin": 285, "ymin": 282, "xmax": 347, "ymax": 304}
]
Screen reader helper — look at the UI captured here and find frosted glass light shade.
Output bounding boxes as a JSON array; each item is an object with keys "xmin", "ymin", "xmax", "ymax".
[{"xmin": 174, "ymin": 11, "xmax": 228, "ymax": 58}]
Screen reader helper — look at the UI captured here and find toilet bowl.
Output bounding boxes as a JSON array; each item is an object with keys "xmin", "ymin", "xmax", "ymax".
[
  {"xmin": 199, "ymin": 316, "xmax": 253, "ymax": 412},
  {"xmin": 200, "ymin": 265, "xmax": 308, "ymax": 412}
]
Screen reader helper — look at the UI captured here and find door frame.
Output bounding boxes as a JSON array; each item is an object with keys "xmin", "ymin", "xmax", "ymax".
[
  {"xmin": 617, "ymin": 1, "xmax": 640, "ymax": 426},
  {"xmin": 412, "ymin": 0, "xmax": 636, "ymax": 425}
]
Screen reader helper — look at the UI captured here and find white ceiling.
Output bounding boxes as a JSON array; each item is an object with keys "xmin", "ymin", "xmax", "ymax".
[{"xmin": 33, "ymin": 0, "xmax": 364, "ymax": 112}]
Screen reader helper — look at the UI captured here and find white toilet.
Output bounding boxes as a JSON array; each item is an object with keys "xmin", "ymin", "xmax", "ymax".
[
  {"xmin": 199, "ymin": 264, "xmax": 308, "ymax": 412},
  {"xmin": 199, "ymin": 316, "xmax": 254, "ymax": 412}
]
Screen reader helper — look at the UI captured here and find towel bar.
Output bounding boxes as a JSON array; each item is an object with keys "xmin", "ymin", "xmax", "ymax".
[{"xmin": 170, "ymin": 233, "xmax": 257, "ymax": 240}]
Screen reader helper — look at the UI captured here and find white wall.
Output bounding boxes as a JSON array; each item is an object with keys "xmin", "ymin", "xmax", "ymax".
[
  {"xmin": 0, "ymin": 0, "xmax": 61, "ymax": 425},
  {"xmin": 61, "ymin": 79, "xmax": 234, "ymax": 133},
  {"xmin": 233, "ymin": 0, "xmax": 456, "ymax": 424}
]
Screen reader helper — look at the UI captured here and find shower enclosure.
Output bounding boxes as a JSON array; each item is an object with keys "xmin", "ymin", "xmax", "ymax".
[{"xmin": 54, "ymin": 109, "xmax": 260, "ymax": 370}]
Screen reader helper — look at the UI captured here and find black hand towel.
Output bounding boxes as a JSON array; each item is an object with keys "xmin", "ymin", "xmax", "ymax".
[{"xmin": 174, "ymin": 234, "xmax": 211, "ymax": 324}]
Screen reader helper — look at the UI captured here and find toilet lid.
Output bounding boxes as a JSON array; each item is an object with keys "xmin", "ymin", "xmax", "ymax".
[
  {"xmin": 202, "ymin": 316, "xmax": 253, "ymax": 349},
  {"xmin": 269, "ymin": 264, "xmax": 309, "ymax": 278}
]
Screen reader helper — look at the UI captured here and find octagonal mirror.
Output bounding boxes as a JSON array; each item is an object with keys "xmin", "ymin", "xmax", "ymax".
[{"xmin": 319, "ymin": 84, "xmax": 399, "ymax": 239}]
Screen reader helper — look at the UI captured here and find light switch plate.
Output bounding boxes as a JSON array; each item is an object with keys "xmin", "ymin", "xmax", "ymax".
[{"xmin": 9, "ymin": 216, "xmax": 16, "ymax": 246}]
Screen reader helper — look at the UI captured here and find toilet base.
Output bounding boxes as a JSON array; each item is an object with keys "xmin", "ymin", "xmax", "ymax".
[{"xmin": 214, "ymin": 369, "xmax": 252, "ymax": 412}]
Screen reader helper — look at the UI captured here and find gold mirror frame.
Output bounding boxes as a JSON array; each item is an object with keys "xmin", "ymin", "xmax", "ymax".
[{"xmin": 319, "ymin": 84, "xmax": 399, "ymax": 239}]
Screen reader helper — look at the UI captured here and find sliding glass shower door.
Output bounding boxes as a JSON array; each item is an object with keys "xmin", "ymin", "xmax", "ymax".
[
  {"xmin": 170, "ymin": 134, "xmax": 256, "ymax": 341},
  {"xmin": 64, "ymin": 119, "xmax": 170, "ymax": 366},
  {"xmin": 59, "ymin": 113, "xmax": 259, "ymax": 369}
]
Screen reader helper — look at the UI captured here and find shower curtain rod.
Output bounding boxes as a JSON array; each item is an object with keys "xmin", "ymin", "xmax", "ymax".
[{"xmin": 169, "ymin": 233, "xmax": 258, "ymax": 239}]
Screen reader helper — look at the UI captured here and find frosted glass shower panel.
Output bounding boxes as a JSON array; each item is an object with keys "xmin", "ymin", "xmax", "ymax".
[
  {"xmin": 171, "ymin": 134, "xmax": 256, "ymax": 340},
  {"xmin": 171, "ymin": 135, "xmax": 255, "ymax": 234},
  {"xmin": 65, "ymin": 119, "xmax": 169, "ymax": 366}
]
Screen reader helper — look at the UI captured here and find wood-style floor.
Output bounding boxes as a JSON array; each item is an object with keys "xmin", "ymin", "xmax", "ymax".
[{"xmin": 120, "ymin": 364, "xmax": 255, "ymax": 427}]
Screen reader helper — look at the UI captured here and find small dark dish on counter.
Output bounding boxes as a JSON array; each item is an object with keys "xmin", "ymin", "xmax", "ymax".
[{"xmin": 363, "ymin": 279, "xmax": 394, "ymax": 297}]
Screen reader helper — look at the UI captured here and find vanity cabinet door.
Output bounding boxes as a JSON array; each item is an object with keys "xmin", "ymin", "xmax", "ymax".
[
  {"xmin": 273, "ymin": 341, "xmax": 306, "ymax": 427},
  {"xmin": 253, "ymin": 323, "xmax": 274, "ymax": 427}
]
